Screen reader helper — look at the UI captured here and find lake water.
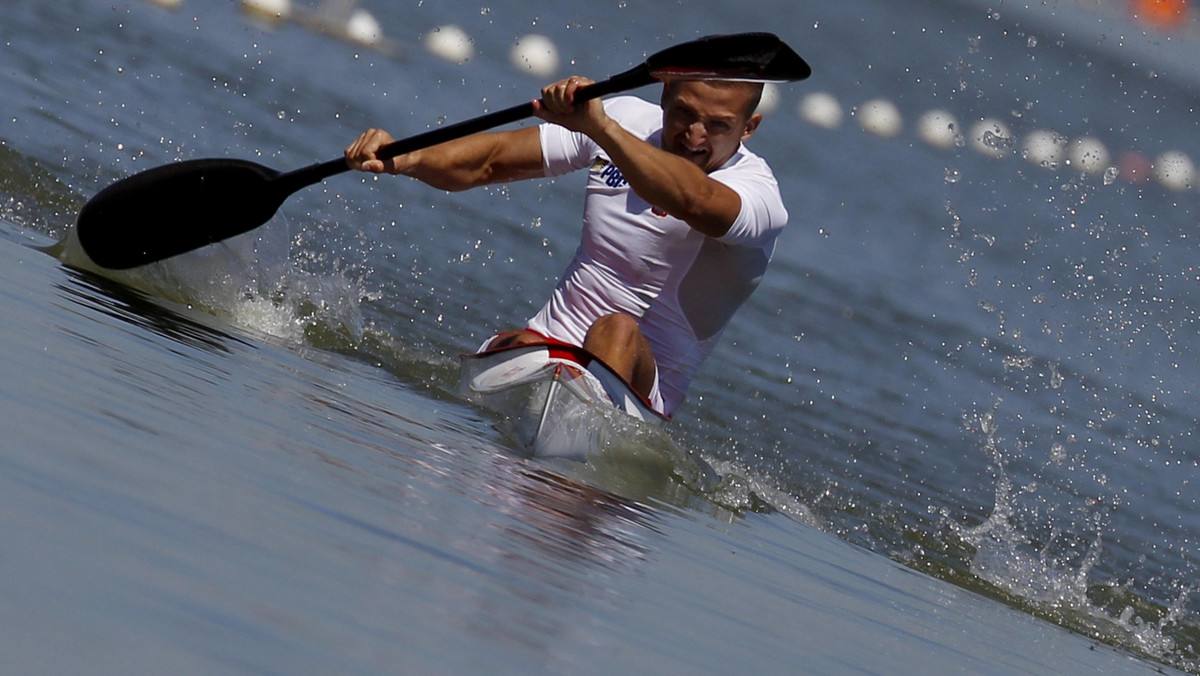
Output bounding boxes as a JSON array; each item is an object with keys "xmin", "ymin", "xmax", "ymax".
[{"xmin": 2, "ymin": 0, "xmax": 1198, "ymax": 673}]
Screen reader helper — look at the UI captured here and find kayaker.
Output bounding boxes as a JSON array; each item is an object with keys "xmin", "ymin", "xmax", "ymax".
[{"xmin": 345, "ymin": 76, "xmax": 787, "ymax": 417}]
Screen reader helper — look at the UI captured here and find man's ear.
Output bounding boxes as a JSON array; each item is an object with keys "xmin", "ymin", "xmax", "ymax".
[{"xmin": 742, "ymin": 113, "xmax": 763, "ymax": 142}]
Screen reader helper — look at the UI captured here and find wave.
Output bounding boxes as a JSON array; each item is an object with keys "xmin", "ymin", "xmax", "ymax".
[{"xmin": 12, "ymin": 139, "xmax": 1197, "ymax": 672}]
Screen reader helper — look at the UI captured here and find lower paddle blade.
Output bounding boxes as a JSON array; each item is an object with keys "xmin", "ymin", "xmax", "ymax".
[
  {"xmin": 76, "ymin": 158, "xmax": 285, "ymax": 269},
  {"xmin": 646, "ymin": 32, "xmax": 811, "ymax": 83}
]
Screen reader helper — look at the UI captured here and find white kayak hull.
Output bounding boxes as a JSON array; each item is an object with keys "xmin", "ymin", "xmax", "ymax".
[{"xmin": 459, "ymin": 342, "xmax": 667, "ymax": 460}]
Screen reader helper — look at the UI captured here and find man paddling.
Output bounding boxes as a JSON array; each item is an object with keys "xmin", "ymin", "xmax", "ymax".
[{"xmin": 345, "ymin": 75, "xmax": 787, "ymax": 417}]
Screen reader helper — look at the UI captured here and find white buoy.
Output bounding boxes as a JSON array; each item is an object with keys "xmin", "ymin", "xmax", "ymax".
[
  {"xmin": 797, "ymin": 92, "xmax": 842, "ymax": 129},
  {"xmin": 1022, "ymin": 129, "xmax": 1066, "ymax": 170},
  {"xmin": 969, "ymin": 118, "xmax": 1013, "ymax": 158},
  {"xmin": 1067, "ymin": 136, "xmax": 1110, "ymax": 174},
  {"xmin": 241, "ymin": 0, "xmax": 290, "ymax": 21},
  {"xmin": 425, "ymin": 24, "xmax": 473, "ymax": 64},
  {"xmin": 344, "ymin": 8, "xmax": 382, "ymax": 47},
  {"xmin": 1154, "ymin": 150, "xmax": 1195, "ymax": 191},
  {"xmin": 915, "ymin": 109, "xmax": 960, "ymax": 150},
  {"xmin": 146, "ymin": 0, "xmax": 184, "ymax": 9},
  {"xmin": 755, "ymin": 83, "xmax": 780, "ymax": 115},
  {"xmin": 857, "ymin": 99, "xmax": 902, "ymax": 138},
  {"xmin": 509, "ymin": 34, "xmax": 559, "ymax": 78}
]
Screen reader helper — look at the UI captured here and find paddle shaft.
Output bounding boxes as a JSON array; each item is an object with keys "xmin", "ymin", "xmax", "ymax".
[
  {"xmin": 273, "ymin": 64, "xmax": 654, "ymax": 197},
  {"xmin": 75, "ymin": 33, "xmax": 810, "ymax": 269}
]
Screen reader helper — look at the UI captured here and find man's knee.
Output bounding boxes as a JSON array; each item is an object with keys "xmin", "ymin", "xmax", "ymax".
[
  {"xmin": 585, "ymin": 313, "xmax": 656, "ymax": 397},
  {"xmin": 486, "ymin": 329, "xmax": 542, "ymax": 350},
  {"xmin": 587, "ymin": 313, "xmax": 641, "ymax": 344}
]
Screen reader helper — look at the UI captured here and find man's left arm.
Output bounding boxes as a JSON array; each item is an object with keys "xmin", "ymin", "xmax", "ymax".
[
  {"xmin": 590, "ymin": 121, "xmax": 741, "ymax": 237},
  {"xmin": 534, "ymin": 78, "xmax": 741, "ymax": 238}
]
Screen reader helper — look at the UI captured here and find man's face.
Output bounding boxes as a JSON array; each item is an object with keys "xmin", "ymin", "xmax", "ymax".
[{"xmin": 660, "ymin": 80, "xmax": 762, "ymax": 173}]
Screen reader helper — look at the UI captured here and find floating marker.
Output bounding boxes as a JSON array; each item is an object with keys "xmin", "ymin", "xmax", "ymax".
[
  {"xmin": 916, "ymin": 109, "xmax": 960, "ymax": 150},
  {"xmin": 344, "ymin": 9, "xmax": 382, "ymax": 47},
  {"xmin": 509, "ymin": 34, "xmax": 559, "ymax": 78},
  {"xmin": 1117, "ymin": 150, "xmax": 1151, "ymax": 183},
  {"xmin": 241, "ymin": 0, "xmax": 290, "ymax": 21},
  {"xmin": 857, "ymin": 98, "xmax": 902, "ymax": 138},
  {"xmin": 146, "ymin": 0, "xmax": 183, "ymax": 8},
  {"xmin": 797, "ymin": 92, "xmax": 842, "ymax": 129},
  {"xmin": 756, "ymin": 83, "xmax": 781, "ymax": 115},
  {"xmin": 1067, "ymin": 136, "xmax": 1110, "ymax": 174},
  {"xmin": 1154, "ymin": 150, "xmax": 1195, "ymax": 191},
  {"xmin": 425, "ymin": 24, "xmax": 473, "ymax": 63},
  {"xmin": 1022, "ymin": 129, "xmax": 1066, "ymax": 170},
  {"xmin": 969, "ymin": 118, "xmax": 1012, "ymax": 158},
  {"xmin": 1129, "ymin": 0, "xmax": 1191, "ymax": 30}
]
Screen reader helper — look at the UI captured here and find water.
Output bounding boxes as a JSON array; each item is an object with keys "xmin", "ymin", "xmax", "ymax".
[{"xmin": 2, "ymin": 0, "xmax": 1198, "ymax": 672}]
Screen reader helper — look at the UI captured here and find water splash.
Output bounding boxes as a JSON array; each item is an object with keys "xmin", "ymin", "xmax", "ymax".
[
  {"xmin": 954, "ymin": 409, "xmax": 1100, "ymax": 606},
  {"xmin": 54, "ymin": 215, "xmax": 366, "ymax": 351},
  {"xmin": 952, "ymin": 406, "xmax": 1200, "ymax": 672}
]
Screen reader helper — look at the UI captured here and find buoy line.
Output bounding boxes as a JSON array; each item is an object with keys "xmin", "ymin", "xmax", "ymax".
[{"xmin": 797, "ymin": 90, "xmax": 1197, "ymax": 193}]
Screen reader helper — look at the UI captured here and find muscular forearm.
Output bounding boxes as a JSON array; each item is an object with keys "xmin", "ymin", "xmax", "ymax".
[
  {"xmin": 401, "ymin": 130, "xmax": 543, "ymax": 191},
  {"xmin": 589, "ymin": 118, "xmax": 739, "ymax": 238},
  {"xmin": 346, "ymin": 126, "xmax": 543, "ymax": 192}
]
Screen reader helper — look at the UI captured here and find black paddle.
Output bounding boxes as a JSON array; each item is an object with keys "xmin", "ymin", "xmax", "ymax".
[{"xmin": 76, "ymin": 32, "xmax": 810, "ymax": 270}]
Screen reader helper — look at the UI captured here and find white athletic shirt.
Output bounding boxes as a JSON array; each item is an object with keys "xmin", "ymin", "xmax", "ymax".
[{"xmin": 527, "ymin": 96, "xmax": 788, "ymax": 416}]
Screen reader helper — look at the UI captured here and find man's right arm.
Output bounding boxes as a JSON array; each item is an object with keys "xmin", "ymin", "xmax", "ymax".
[{"xmin": 345, "ymin": 126, "xmax": 544, "ymax": 192}]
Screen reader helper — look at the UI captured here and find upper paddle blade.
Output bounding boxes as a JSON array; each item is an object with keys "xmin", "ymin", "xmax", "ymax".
[
  {"xmin": 76, "ymin": 158, "xmax": 285, "ymax": 269},
  {"xmin": 646, "ymin": 32, "xmax": 811, "ymax": 83}
]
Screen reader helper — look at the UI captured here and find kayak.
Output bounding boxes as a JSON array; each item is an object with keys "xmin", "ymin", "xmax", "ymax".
[{"xmin": 459, "ymin": 341, "xmax": 668, "ymax": 460}]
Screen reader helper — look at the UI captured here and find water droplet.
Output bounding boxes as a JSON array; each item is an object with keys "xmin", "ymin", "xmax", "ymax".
[
  {"xmin": 1049, "ymin": 363, "xmax": 1064, "ymax": 389},
  {"xmin": 982, "ymin": 129, "xmax": 1012, "ymax": 150}
]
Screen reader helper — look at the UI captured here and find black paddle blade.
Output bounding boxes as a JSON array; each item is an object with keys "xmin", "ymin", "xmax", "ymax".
[
  {"xmin": 646, "ymin": 32, "xmax": 811, "ymax": 83},
  {"xmin": 76, "ymin": 158, "xmax": 285, "ymax": 269}
]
